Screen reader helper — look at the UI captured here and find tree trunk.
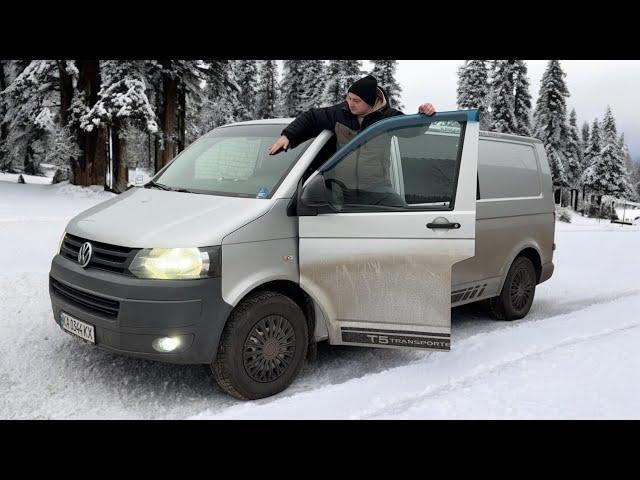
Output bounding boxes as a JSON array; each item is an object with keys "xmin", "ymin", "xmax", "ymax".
[
  {"xmin": 156, "ymin": 68, "xmax": 178, "ymax": 172},
  {"xmin": 153, "ymin": 81, "xmax": 162, "ymax": 174},
  {"xmin": 74, "ymin": 60, "xmax": 103, "ymax": 187},
  {"xmin": 111, "ymin": 120, "xmax": 128, "ymax": 193},
  {"xmin": 147, "ymin": 132, "xmax": 152, "ymax": 170},
  {"xmin": 177, "ymin": 85, "xmax": 186, "ymax": 153},
  {"xmin": 161, "ymin": 72, "xmax": 178, "ymax": 167},
  {"xmin": 554, "ymin": 188, "xmax": 561, "ymax": 205},
  {"xmin": 85, "ymin": 125, "xmax": 107, "ymax": 186},
  {"xmin": 56, "ymin": 61, "xmax": 74, "ymax": 127}
]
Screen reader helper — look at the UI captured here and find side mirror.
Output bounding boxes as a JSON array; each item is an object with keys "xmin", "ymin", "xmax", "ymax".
[{"xmin": 300, "ymin": 173, "xmax": 329, "ymax": 208}]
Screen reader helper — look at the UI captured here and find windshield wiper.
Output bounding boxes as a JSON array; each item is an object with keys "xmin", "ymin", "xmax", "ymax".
[
  {"xmin": 144, "ymin": 181, "xmax": 207, "ymax": 195},
  {"xmin": 144, "ymin": 180, "xmax": 172, "ymax": 191},
  {"xmin": 171, "ymin": 187, "xmax": 203, "ymax": 194}
]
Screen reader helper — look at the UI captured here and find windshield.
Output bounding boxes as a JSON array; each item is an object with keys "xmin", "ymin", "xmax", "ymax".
[{"xmin": 153, "ymin": 124, "xmax": 313, "ymax": 198}]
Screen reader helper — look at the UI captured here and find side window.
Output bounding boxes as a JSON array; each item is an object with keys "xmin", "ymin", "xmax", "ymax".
[
  {"xmin": 478, "ymin": 140, "xmax": 541, "ymax": 199},
  {"xmin": 323, "ymin": 120, "xmax": 465, "ymax": 211}
]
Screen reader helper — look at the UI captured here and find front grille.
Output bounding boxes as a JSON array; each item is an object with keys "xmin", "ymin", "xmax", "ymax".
[
  {"xmin": 60, "ymin": 233, "xmax": 137, "ymax": 275},
  {"xmin": 50, "ymin": 277, "xmax": 120, "ymax": 318}
]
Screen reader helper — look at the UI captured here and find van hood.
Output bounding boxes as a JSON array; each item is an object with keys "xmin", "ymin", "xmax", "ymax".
[{"xmin": 66, "ymin": 188, "xmax": 273, "ymax": 248}]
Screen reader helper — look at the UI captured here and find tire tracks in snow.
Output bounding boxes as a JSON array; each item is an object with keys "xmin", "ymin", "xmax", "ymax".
[
  {"xmin": 194, "ymin": 291, "xmax": 640, "ymax": 419},
  {"xmin": 362, "ymin": 321, "xmax": 640, "ymax": 419},
  {"xmin": 290, "ymin": 289, "xmax": 640, "ymax": 400}
]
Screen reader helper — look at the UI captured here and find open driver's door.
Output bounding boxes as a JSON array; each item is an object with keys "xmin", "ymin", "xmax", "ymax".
[{"xmin": 298, "ymin": 110, "xmax": 479, "ymax": 351}]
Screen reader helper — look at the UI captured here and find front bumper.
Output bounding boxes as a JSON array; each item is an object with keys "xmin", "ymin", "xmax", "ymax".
[{"xmin": 49, "ymin": 254, "xmax": 233, "ymax": 364}]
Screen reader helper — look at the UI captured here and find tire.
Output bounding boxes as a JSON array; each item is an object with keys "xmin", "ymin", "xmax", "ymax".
[
  {"xmin": 489, "ymin": 256, "xmax": 537, "ymax": 321},
  {"xmin": 211, "ymin": 291, "xmax": 308, "ymax": 400}
]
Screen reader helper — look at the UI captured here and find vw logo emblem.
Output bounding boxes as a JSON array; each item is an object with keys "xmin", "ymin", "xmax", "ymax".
[{"xmin": 78, "ymin": 242, "xmax": 93, "ymax": 268}]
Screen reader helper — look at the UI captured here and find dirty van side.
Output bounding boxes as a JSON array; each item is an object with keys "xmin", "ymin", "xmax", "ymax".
[{"xmin": 451, "ymin": 132, "xmax": 555, "ymax": 319}]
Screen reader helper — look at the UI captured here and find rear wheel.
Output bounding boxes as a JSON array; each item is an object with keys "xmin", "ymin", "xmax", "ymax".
[
  {"xmin": 489, "ymin": 256, "xmax": 537, "ymax": 321},
  {"xmin": 211, "ymin": 291, "xmax": 308, "ymax": 400}
]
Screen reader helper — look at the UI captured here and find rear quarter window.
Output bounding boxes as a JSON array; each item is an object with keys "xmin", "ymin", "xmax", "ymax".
[{"xmin": 478, "ymin": 140, "xmax": 541, "ymax": 199}]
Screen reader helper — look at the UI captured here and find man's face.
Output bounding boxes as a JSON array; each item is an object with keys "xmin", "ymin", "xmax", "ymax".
[{"xmin": 346, "ymin": 92, "xmax": 372, "ymax": 116}]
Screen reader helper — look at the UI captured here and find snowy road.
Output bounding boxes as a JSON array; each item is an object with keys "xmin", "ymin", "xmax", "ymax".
[{"xmin": 1, "ymin": 181, "xmax": 639, "ymax": 419}]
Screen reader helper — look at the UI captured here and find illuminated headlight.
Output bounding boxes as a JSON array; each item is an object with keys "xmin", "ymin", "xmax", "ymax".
[{"xmin": 128, "ymin": 246, "xmax": 220, "ymax": 280}]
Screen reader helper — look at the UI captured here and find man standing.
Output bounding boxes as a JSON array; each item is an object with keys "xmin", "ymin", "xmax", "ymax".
[
  {"xmin": 267, "ymin": 74, "xmax": 436, "ymax": 155},
  {"xmin": 266, "ymin": 74, "xmax": 436, "ymax": 207}
]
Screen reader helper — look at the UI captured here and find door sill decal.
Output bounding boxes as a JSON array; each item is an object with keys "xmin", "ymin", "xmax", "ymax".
[{"xmin": 341, "ymin": 327, "xmax": 450, "ymax": 350}]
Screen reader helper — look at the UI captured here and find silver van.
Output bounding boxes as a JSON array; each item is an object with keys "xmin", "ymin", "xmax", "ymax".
[{"xmin": 49, "ymin": 110, "xmax": 555, "ymax": 399}]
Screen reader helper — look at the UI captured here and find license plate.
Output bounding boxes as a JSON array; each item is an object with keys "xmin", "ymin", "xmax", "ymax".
[{"xmin": 60, "ymin": 311, "xmax": 95, "ymax": 344}]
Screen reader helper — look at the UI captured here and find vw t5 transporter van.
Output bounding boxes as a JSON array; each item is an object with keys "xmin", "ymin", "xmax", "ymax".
[{"xmin": 49, "ymin": 110, "xmax": 555, "ymax": 400}]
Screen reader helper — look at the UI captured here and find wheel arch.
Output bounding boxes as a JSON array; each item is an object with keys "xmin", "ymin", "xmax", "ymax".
[
  {"xmin": 496, "ymin": 243, "xmax": 543, "ymax": 294},
  {"xmin": 233, "ymin": 280, "xmax": 317, "ymax": 357}
]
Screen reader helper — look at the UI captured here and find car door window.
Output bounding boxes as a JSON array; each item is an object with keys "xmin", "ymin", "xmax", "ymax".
[{"xmin": 322, "ymin": 120, "xmax": 466, "ymax": 212}]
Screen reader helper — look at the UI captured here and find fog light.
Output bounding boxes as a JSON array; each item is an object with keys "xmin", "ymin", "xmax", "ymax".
[{"xmin": 152, "ymin": 336, "xmax": 181, "ymax": 353}]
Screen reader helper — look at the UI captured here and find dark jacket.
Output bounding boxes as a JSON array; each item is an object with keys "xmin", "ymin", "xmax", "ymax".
[{"xmin": 281, "ymin": 87, "xmax": 404, "ymax": 151}]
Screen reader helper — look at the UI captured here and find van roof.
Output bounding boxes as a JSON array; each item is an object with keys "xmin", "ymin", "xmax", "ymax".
[
  {"xmin": 221, "ymin": 119, "xmax": 295, "ymax": 127},
  {"xmin": 221, "ymin": 118, "xmax": 542, "ymax": 144}
]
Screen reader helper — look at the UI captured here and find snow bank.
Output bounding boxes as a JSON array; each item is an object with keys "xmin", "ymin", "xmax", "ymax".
[{"xmin": 0, "ymin": 172, "xmax": 53, "ymax": 185}]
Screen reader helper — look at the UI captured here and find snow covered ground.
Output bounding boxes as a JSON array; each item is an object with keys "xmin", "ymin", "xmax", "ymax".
[{"xmin": 1, "ymin": 181, "xmax": 639, "ymax": 419}]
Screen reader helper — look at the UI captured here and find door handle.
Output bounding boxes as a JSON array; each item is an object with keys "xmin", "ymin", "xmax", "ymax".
[{"xmin": 427, "ymin": 222, "xmax": 461, "ymax": 229}]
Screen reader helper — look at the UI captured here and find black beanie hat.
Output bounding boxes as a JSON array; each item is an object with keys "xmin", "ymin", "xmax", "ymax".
[{"xmin": 348, "ymin": 75, "xmax": 378, "ymax": 107}]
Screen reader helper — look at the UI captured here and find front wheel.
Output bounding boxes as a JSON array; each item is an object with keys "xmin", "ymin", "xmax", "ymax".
[
  {"xmin": 211, "ymin": 291, "xmax": 308, "ymax": 400},
  {"xmin": 489, "ymin": 256, "xmax": 537, "ymax": 321}
]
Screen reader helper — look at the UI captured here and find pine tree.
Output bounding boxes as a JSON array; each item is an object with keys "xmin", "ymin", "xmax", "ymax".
[
  {"xmin": 580, "ymin": 121, "xmax": 590, "ymax": 170},
  {"xmin": 80, "ymin": 61, "xmax": 157, "ymax": 192},
  {"xmin": 620, "ymin": 133, "xmax": 634, "ymax": 173},
  {"xmin": 0, "ymin": 60, "xmax": 58, "ymax": 174},
  {"xmin": 207, "ymin": 60, "xmax": 242, "ymax": 127},
  {"xmin": 457, "ymin": 60, "xmax": 490, "ymax": 129},
  {"xmin": 281, "ymin": 60, "xmax": 308, "ymax": 116},
  {"xmin": 233, "ymin": 60, "xmax": 259, "ymax": 121},
  {"xmin": 323, "ymin": 60, "xmax": 362, "ymax": 106},
  {"xmin": 533, "ymin": 60, "xmax": 570, "ymax": 189},
  {"xmin": 585, "ymin": 119, "xmax": 601, "ymax": 167},
  {"xmin": 146, "ymin": 60, "xmax": 206, "ymax": 170},
  {"xmin": 629, "ymin": 157, "xmax": 640, "ymax": 202},
  {"xmin": 512, "ymin": 60, "xmax": 532, "ymax": 136},
  {"xmin": 370, "ymin": 60, "xmax": 403, "ymax": 110},
  {"xmin": 564, "ymin": 108, "xmax": 583, "ymax": 187},
  {"xmin": 488, "ymin": 60, "xmax": 517, "ymax": 134},
  {"xmin": 581, "ymin": 118, "xmax": 603, "ymax": 199},
  {"xmin": 485, "ymin": 60, "xmax": 500, "ymax": 130},
  {"xmin": 301, "ymin": 60, "xmax": 326, "ymax": 109},
  {"xmin": 619, "ymin": 134, "xmax": 640, "ymax": 201},
  {"xmin": 255, "ymin": 60, "xmax": 279, "ymax": 119},
  {"xmin": 595, "ymin": 106, "xmax": 634, "ymax": 198}
]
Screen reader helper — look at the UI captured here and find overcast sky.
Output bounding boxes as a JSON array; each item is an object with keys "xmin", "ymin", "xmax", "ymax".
[{"xmin": 369, "ymin": 60, "xmax": 639, "ymax": 162}]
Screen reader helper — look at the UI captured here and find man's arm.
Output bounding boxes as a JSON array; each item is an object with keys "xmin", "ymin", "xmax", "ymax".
[
  {"xmin": 384, "ymin": 102, "xmax": 436, "ymax": 119},
  {"xmin": 268, "ymin": 105, "xmax": 338, "ymax": 155}
]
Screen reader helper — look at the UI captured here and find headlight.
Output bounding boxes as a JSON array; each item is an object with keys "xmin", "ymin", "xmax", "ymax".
[{"xmin": 128, "ymin": 246, "xmax": 220, "ymax": 280}]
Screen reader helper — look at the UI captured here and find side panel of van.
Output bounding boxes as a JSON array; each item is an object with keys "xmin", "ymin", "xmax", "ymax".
[{"xmin": 451, "ymin": 137, "xmax": 555, "ymax": 306}]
